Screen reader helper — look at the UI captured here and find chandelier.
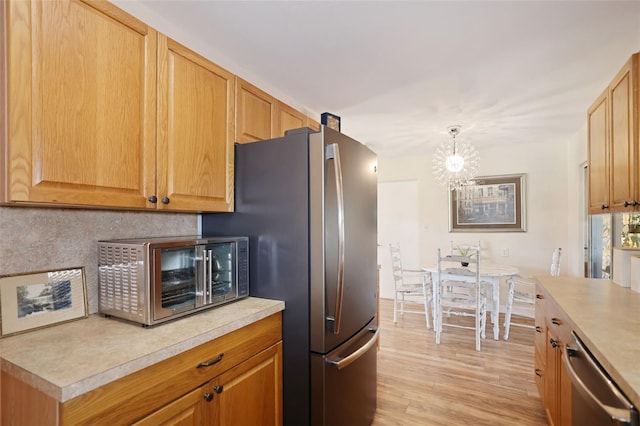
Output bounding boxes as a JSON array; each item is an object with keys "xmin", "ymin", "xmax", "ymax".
[{"xmin": 431, "ymin": 125, "xmax": 479, "ymax": 191}]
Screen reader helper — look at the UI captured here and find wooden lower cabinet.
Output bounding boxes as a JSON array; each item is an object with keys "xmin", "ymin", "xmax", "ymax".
[
  {"xmin": 535, "ymin": 283, "xmax": 572, "ymax": 426},
  {"xmin": 1, "ymin": 313, "xmax": 282, "ymax": 426},
  {"xmin": 133, "ymin": 386, "xmax": 206, "ymax": 426},
  {"xmin": 135, "ymin": 342, "xmax": 282, "ymax": 426},
  {"xmin": 533, "ymin": 287, "xmax": 546, "ymax": 402},
  {"xmin": 212, "ymin": 342, "xmax": 282, "ymax": 426}
]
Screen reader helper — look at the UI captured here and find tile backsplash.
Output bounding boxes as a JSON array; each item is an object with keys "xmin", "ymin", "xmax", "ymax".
[{"xmin": 0, "ymin": 206, "xmax": 198, "ymax": 313}]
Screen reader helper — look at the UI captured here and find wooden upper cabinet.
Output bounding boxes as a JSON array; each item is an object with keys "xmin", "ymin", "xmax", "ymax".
[
  {"xmin": 235, "ymin": 77, "xmax": 314, "ymax": 142},
  {"xmin": 157, "ymin": 35, "xmax": 234, "ymax": 212},
  {"xmin": 609, "ymin": 55, "xmax": 637, "ymax": 210},
  {"xmin": 587, "ymin": 52, "xmax": 640, "ymax": 214},
  {"xmin": 2, "ymin": 0, "xmax": 234, "ymax": 212},
  {"xmin": 276, "ymin": 101, "xmax": 307, "ymax": 137},
  {"xmin": 307, "ymin": 117, "xmax": 321, "ymax": 131},
  {"xmin": 2, "ymin": 0, "xmax": 156, "ymax": 208},
  {"xmin": 235, "ymin": 77, "xmax": 276, "ymax": 143},
  {"xmin": 587, "ymin": 89, "xmax": 610, "ymax": 214}
]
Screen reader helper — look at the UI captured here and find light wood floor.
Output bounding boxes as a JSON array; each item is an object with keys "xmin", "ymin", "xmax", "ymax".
[{"xmin": 372, "ymin": 298, "xmax": 547, "ymax": 425}]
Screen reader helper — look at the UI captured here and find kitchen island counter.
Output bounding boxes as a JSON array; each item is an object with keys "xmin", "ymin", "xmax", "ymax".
[
  {"xmin": 536, "ymin": 276, "xmax": 640, "ymax": 407},
  {"xmin": 0, "ymin": 297, "xmax": 284, "ymax": 403}
]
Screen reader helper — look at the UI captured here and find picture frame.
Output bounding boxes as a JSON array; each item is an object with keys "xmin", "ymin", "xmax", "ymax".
[
  {"xmin": 0, "ymin": 267, "xmax": 88, "ymax": 338},
  {"xmin": 321, "ymin": 112, "xmax": 341, "ymax": 132},
  {"xmin": 449, "ymin": 173, "xmax": 526, "ymax": 233}
]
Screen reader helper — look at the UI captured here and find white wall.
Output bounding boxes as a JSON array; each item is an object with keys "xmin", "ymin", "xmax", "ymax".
[
  {"xmin": 377, "ymin": 135, "xmax": 581, "ymax": 305},
  {"xmin": 567, "ymin": 123, "xmax": 589, "ymax": 277}
]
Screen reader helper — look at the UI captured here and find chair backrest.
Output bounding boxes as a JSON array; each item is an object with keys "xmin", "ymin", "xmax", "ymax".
[
  {"xmin": 390, "ymin": 244, "xmax": 404, "ymax": 285},
  {"xmin": 550, "ymin": 248, "xmax": 562, "ymax": 276},
  {"xmin": 437, "ymin": 247, "xmax": 480, "ymax": 282}
]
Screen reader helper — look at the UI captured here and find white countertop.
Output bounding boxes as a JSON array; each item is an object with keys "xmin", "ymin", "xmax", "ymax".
[
  {"xmin": 536, "ymin": 276, "xmax": 640, "ymax": 407},
  {"xmin": 0, "ymin": 297, "xmax": 285, "ymax": 403}
]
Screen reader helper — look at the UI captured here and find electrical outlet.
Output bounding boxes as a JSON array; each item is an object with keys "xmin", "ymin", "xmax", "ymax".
[{"xmin": 501, "ymin": 248, "xmax": 509, "ymax": 257}]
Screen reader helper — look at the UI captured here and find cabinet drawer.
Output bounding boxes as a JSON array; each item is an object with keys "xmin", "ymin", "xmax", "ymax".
[{"xmin": 61, "ymin": 312, "xmax": 282, "ymax": 425}]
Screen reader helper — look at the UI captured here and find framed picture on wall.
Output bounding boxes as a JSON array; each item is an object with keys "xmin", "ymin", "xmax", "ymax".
[
  {"xmin": 0, "ymin": 267, "xmax": 88, "ymax": 337},
  {"xmin": 449, "ymin": 174, "xmax": 526, "ymax": 232}
]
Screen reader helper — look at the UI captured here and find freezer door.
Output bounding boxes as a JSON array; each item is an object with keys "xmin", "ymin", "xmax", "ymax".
[
  {"xmin": 311, "ymin": 318, "xmax": 379, "ymax": 426},
  {"xmin": 310, "ymin": 126, "xmax": 378, "ymax": 354}
]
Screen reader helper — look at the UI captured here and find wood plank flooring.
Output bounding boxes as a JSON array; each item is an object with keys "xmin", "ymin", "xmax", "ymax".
[{"xmin": 372, "ymin": 298, "xmax": 547, "ymax": 425}]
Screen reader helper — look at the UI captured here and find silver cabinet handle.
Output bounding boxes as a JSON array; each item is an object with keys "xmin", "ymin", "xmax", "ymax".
[
  {"xmin": 326, "ymin": 143, "xmax": 345, "ymax": 334},
  {"xmin": 327, "ymin": 328, "xmax": 379, "ymax": 370}
]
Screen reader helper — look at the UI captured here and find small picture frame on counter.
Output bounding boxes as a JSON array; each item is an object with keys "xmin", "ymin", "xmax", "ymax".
[
  {"xmin": 0, "ymin": 266, "xmax": 88, "ymax": 338},
  {"xmin": 321, "ymin": 112, "xmax": 341, "ymax": 132}
]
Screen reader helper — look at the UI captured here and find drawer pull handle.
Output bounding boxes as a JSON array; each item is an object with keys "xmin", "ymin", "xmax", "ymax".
[
  {"xmin": 214, "ymin": 385, "xmax": 224, "ymax": 394},
  {"xmin": 551, "ymin": 318, "xmax": 561, "ymax": 326},
  {"xmin": 197, "ymin": 353, "xmax": 224, "ymax": 368},
  {"xmin": 204, "ymin": 393, "xmax": 213, "ymax": 402},
  {"xmin": 535, "ymin": 368, "xmax": 543, "ymax": 377},
  {"xmin": 535, "ymin": 326, "xmax": 542, "ymax": 333},
  {"xmin": 535, "ymin": 294, "xmax": 543, "ymax": 299},
  {"xmin": 550, "ymin": 338, "xmax": 559, "ymax": 348}
]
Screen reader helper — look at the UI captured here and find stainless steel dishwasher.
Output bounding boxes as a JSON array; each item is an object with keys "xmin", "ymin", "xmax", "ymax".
[{"xmin": 563, "ymin": 331, "xmax": 639, "ymax": 425}]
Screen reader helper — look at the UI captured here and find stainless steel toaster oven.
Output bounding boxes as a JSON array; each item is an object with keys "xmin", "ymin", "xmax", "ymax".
[{"xmin": 98, "ymin": 236, "xmax": 248, "ymax": 326}]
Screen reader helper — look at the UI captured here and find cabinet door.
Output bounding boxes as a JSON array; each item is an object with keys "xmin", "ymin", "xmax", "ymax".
[
  {"xmin": 307, "ymin": 117, "xmax": 321, "ymax": 131},
  {"xmin": 157, "ymin": 35, "xmax": 235, "ymax": 212},
  {"xmin": 559, "ymin": 354, "xmax": 573, "ymax": 426},
  {"xmin": 544, "ymin": 327, "xmax": 560, "ymax": 426},
  {"xmin": 132, "ymin": 386, "xmax": 207, "ymax": 426},
  {"xmin": 587, "ymin": 89, "xmax": 610, "ymax": 214},
  {"xmin": 235, "ymin": 78, "xmax": 276, "ymax": 143},
  {"xmin": 213, "ymin": 342, "xmax": 283, "ymax": 426},
  {"xmin": 276, "ymin": 102, "xmax": 306, "ymax": 137},
  {"xmin": 3, "ymin": 0, "xmax": 156, "ymax": 208},
  {"xmin": 610, "ymin": 56, "xmax": 637, "ymax": 210}
]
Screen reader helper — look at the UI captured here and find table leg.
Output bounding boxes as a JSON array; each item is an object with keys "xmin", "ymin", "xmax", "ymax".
[{"xmin": 491, "ymin": 278, "xmax": 499, "ymax": 340}]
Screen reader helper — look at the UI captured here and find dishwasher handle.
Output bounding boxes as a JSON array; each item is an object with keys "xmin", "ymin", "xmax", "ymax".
[{"xmin": 563, "ymin": 332, "xmax": 636, "ymax": 425}]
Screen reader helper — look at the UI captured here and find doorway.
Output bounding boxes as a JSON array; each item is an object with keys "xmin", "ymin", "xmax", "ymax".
[{"xmin": 377, "ymin": 180, "xmax": 420, "ymax": 299}]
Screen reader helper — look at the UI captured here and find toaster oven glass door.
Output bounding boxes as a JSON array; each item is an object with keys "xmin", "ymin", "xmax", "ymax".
[
  {"xmin": 203, "ymin": 242, "xmax": 237, "ymax": 304},
  {"xmin": 153, "ymin": 246, "xmax": 202, "ymax": 320},
  {"xmin": 152, "ymin": 242, "xmax": 238, "ymax": 321}
]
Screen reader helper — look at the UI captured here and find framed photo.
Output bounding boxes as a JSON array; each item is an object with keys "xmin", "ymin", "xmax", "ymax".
[
  {"xmin": 321, "ymin": 112, "xmax": 341, "ymax": 132},
  {"xmin": 449, "ymin": 174, "xmax": 526, "ymax": 232},
  {"xmin": 0, "ymin": 267, "xmax": 88, "ymax": 338}
]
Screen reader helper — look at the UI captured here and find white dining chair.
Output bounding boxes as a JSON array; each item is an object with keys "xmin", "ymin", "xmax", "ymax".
[
  {"xmin": 389, "ymin": 243, "xmax": 433, "ymax": 329},
  {"xmin": 435, "ymin": 247, "xmax": 487, "ymax": 351},
  {"xmin": 503, "ymin": 248, "xmax": 562, "ymax": 340}
]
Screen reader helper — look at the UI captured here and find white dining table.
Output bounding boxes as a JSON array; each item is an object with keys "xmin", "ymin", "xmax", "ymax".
[{"xmin": 423, "ymin": 262, "xmax": 520, "ymax": 340}]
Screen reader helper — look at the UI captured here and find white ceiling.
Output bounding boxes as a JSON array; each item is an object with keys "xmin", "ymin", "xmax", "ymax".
[{"xmin": 117, "ymin": 0, "xmax": 640, "ymax": 158}]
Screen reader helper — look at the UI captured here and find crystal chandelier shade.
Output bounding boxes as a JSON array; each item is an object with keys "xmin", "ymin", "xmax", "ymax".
[{"xmin": 431, "ymin": 125, "xmax": 480, "ymax": 191}]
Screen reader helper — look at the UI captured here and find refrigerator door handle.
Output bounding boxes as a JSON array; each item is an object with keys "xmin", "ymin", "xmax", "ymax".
[
  {"xmin": 326, "ymin": 327, "xmax": 380, "ymax": 370},
  {"xmin": 326, "ymin": 143, "xmax": 345, "ymax": 334}
]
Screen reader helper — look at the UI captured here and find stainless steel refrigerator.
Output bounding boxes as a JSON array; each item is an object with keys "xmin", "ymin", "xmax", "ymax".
[{"xmin": 202, "ymin": 126, "xmax": 378, "ymax": 425}]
